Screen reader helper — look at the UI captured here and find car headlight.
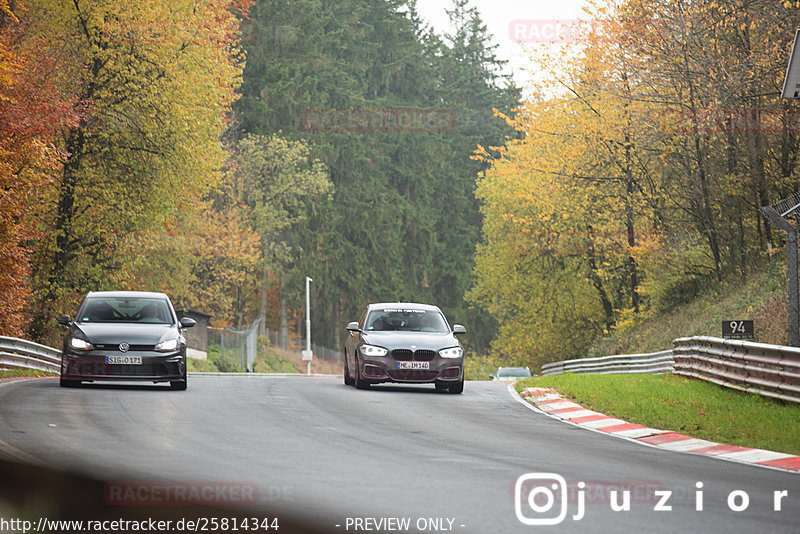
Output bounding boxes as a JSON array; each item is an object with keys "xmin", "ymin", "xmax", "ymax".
[
  {"xmin": 439, "ymin": 347, "xmax": 463, "ymax": 358},
  {"xmin": 360, "ymin": 345, "xmax": 388, "ymax": 357},
  {"xmin": 155, "ymin": 338, "xmax": 180, "ymax": 351},
  {"xmin": 70, "ymin": 337, "xmax": 93, "ymax": 350}
]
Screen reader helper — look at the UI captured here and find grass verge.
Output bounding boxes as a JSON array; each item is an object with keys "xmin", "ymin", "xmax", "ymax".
[
  {"xmin": 252, "ymin": 345, "xmax": 301, "ymax": 374},
  {"xmin": 188, "ymin": 336, "xmax": 343, "ymax": 375},
  {"xmin": 0, "ymin": 369, "xmax": 57, "ymax": 378},
  {"xmin": 517, "ymin": 373, "xmax": 800, "ymax": 456}
]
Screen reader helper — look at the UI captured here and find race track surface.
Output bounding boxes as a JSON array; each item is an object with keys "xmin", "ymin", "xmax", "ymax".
[{"xmin": 0, "ymin": 376, "xmax": 797, "ymax": 533}]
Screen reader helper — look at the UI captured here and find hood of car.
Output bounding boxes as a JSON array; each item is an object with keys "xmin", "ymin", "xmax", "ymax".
[
  {"xmin": 360, "ymin": 331, "xmax": 460, "ymax": 351},
  {"xmin": 71, "ymin": 323, "xmax": 177, "ymax": 345}
]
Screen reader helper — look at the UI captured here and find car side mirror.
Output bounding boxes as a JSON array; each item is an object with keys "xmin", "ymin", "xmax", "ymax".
[
  {"xmin": 180, "ymin": 317, "xmax": 197, "ymax": 329},
  {"xmin": 57, "ymin": 315, "xmax": 72, "ymax": 326},
  {"xmin": 346, "ymin": 321, "xmax": 360, "ymax": 332},
  {"xmin": 453, "ymin": 324, "xmax": 466, "ymax": 335}
]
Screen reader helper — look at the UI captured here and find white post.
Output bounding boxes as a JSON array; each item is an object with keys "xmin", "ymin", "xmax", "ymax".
[{"xmin": 305, "ymin": 276, "xmax": 312, "ymax": 374}]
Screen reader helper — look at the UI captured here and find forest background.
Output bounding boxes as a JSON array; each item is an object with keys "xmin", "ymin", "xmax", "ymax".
[{"xmin": 1, "ymin": 0, "xmax": 799, "ymax": 370}]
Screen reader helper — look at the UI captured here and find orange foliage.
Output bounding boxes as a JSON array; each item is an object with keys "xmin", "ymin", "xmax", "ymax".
[{"xmin": 0, "ymin": 5, "xmax": 79, "ymax": 335}]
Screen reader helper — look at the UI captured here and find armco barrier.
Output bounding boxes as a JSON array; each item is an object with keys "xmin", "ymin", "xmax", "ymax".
[
  {"xmin": 541, "ymin": 350, "xmax": 674, "ymax": 376},
  {"xmin": 673, "ymin": 336, "xmax": 800, "ymax": 404},
  {"xmin": 0, "ymin": 336, "xmax": 61, "ymax": 374}
]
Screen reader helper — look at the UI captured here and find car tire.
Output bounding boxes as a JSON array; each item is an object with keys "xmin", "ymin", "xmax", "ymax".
[
  {"xmin": 344, "ymin": 355, "xmax": 355, "ymax": 386},
  {"xmin": 354, "ymin": 356, "xmax": 370, "ymax": 390},
  {"xmin": 59, "ymin": 377, "xmax": 81, "ymax": 388},
  {"xmin": 448, "ymin": 377, "xmax": 464, "ymax": 394}
]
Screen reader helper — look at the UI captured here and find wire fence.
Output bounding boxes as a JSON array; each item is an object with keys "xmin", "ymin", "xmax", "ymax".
[
  {"xmin": 770, "ymin": 190, "xmax": 800, "ymax": 218},
  {"xmin": 263, "ymin": 329, "xmax": 343, "ymax": 364},
  {"xmin": 208, "ymin": 320, "xmax": 260, "ymax": 372}
]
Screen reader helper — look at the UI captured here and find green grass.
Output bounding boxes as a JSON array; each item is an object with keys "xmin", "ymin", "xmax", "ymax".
[
  {"xmin": 517, "ymin": 373, "xmax": 800, "ymax": 456},
  {"xmin": 252, "ymin": 348, "xmax": 300, "ymax": 374},
  {"xmin": 186, "ymin": 343, "xmax": 249, "ymax": 373},
  {"xmin": 188, "ymin": 337, "xmax": 302, "ymax": 374},
  {"xmin": 187, "ymin": 357, "xmax": 220, "ymax": 372},
  {"xmin": 0, "ymin": 369, "xmax": 57, "ymax": 378}
]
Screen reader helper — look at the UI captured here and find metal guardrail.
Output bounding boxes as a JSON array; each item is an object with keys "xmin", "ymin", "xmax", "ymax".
[
  {"xmin": 673, "ymin": 336, "xmax": 800, "ymax": 404},
  {"xmin": 541, "ymin": 350, "xmax": 674, "ymax": 376},
  {"xmin": 541, "ymin": 337, "xmax": 800, "ymax": 405},
  {"xmin": 0, "ymin": 336, "xmax": 61, "ymax": 374}
]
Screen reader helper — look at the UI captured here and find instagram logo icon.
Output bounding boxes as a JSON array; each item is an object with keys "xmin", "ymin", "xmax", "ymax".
[{"xmin": 515, "ymin": 473, "xmax": 571, "ymax": 526}]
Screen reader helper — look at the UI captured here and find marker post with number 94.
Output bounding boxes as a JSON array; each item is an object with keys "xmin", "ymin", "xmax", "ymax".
[{"xmin": 721, "ymin": 320, "xmax": 754, "ymax": 340}]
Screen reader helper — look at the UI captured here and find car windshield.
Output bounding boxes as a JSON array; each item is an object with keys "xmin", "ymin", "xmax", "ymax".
[
  {"xmin": 365, "ymin": 308, "xmax": 449, "ymax": 333},
  {"xmin": 76, "ymin": 297, "xmax": 173, "ymax": 324},
  {"xmin": 498, "ymin": 367, "xmax": 531, "ymax": 377}
]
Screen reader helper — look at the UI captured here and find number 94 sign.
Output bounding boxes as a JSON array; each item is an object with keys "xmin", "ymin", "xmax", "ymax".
[{"xmin": 722, "ymin": 320, "xmax": 754, "ymax": 340}]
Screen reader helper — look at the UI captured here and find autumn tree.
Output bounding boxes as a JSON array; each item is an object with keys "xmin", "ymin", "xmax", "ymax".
[
  {"xmin": 468, "ymin": 0, "xmax": 800, "ymax": 366},
  {"xmin": 619, "ymin": 0, "xmax": 800, "ymax": 279},
  {"xmin": 226, "ymin": 134, "xmax": 330, "ymax": 342},
  {"xmin": 23, "ymin": 0, "xmax": 248, "ymax": 343},
  {"xmin": 114, "ymin": 199, "xmax": 261, "ymax": 325},
  {"xmin": 0, "ymin": 0, "xmax": 77, "ymax": 336}
]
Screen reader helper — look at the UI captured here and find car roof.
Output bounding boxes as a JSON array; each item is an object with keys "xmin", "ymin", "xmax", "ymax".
[
  {"xmin": 85, "ymin": 291, "xmax": 169, "ymax": 300},
  {"xmin": 367, "ymin": 302, "xmax": 442, "ymax": 312}
]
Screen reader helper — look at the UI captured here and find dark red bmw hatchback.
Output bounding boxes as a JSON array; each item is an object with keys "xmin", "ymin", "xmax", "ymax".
[{"xmin": 343, "ymin": 303, "xmax": 466, "ymax": 394}]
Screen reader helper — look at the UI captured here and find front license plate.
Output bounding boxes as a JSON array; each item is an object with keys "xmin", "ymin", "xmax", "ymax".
[
  {"xmin": 106, "ymin": 355, "xmax": 142, "ymax": 365},
  {"xmin": 397, "ymin": 361, "xmax": 429, "ymax": 370}
]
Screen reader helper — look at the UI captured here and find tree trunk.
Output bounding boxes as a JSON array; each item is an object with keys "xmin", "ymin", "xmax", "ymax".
[
  {"xmin": 586, "ymin": 226, "xmax": 615, "ymax": 330},
  {"xmin": 683, "ymin": 41, "xmax": 721, "ymax": 281},
  {"xmin": 29, "ymin": 129, "xmax": 84, "ymax": 340},
  {"xmin": 623, "ymin": 141, "xmax": 640, "ymax": 313},
  {"xmin": 259, "ymin": 257, "xmax": 268, "ymax": 336},
  {"xmin": 333, "ymin": 296, "xmax": 342, "ymax": 351}
]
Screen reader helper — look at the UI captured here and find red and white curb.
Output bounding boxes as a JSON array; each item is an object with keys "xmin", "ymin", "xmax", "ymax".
[{"xmin": 518, "ymin": 386, "xmax": 800, "ymax": 473}]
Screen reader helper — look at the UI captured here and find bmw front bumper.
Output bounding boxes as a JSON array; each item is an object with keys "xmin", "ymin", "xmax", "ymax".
[{"xmin": 359, "ymin": 350, "xmax": 463, "ymax": 384}]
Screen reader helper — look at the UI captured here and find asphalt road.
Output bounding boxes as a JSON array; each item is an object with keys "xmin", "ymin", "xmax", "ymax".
[{"xmin": 0, "ymin": 375, "xmax": 798, "ymax": 533}]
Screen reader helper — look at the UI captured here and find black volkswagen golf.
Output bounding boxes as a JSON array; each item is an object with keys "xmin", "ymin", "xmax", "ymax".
[
  {"xmin": 344, "ymin": 303, "xmax": 466, "ymax": 394},
  {"xmin": 57, "ymin": 291, "xmax": 195, "ymax": 390}
]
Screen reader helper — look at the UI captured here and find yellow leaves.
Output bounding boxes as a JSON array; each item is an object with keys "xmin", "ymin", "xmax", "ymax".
[
  {"xmin": 0, "ymin": 0, "xmax": 20, "ymax": 22},
  {"xmin": 472, "ymin": 144, "xmax": 491, "ymax": 162}
]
